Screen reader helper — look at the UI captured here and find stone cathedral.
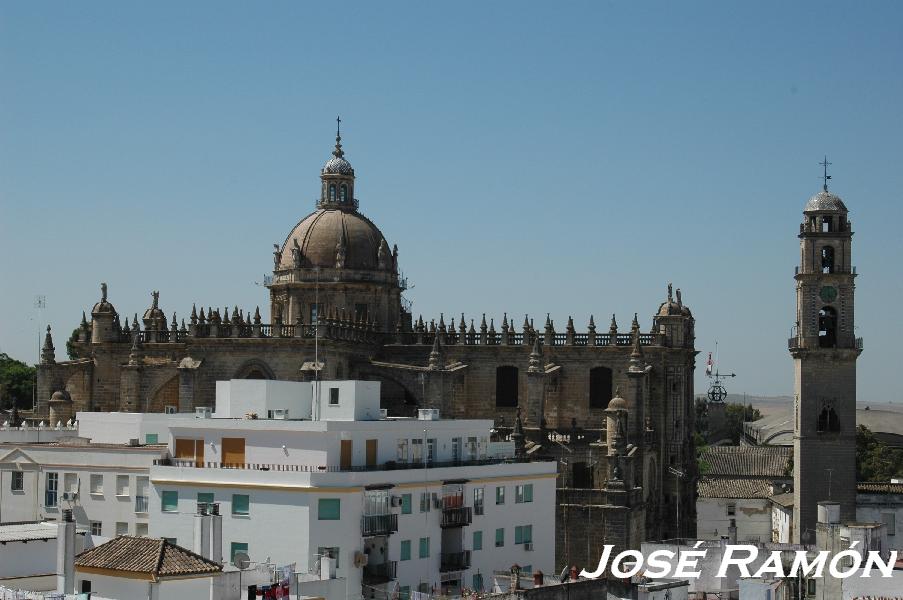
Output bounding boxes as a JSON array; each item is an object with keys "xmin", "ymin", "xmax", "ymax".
[
  {"xmin": 790, "ymin": 180, "xmax": 861, "ymax": 543},
  {"xmin": 35, "ymin": 128, "xmax": 698, "ymax": 568}
]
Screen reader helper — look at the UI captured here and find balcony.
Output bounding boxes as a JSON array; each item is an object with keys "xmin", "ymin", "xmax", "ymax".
[
  {"xmin": 361, "ymin": 513, "xmax": 398, "ymax": 537},
  {"xmin": 134, "ymin": 495, "xmax": 149, "ymax": 513},
  {"xmin": 440, "ymin": 551, "xmax": 471, "ymax": 573},
  {"xmin": 362, "ymin": 560, "xmax": 397, "ymax": 584},
  {"xmin": 440, "ymin": 506, "xmax": 472, "ymax": 528}
]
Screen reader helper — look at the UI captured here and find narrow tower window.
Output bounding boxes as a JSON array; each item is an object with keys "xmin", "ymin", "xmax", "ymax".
[
  {"xmin": 821, "ymin": 246, "xmax": 835, "ymax": 274},
  {"xmin": 495, "ymin": 366, "xmax": 519, "ymax": 407},
  {"xmin": 340, "ymin": 184, "xmax": 348, "ymax": 202},
  {"xmin": 821, "ymin": 217, "xmax": 833, "ymax": 232},
  {"xmin": 817, "ymin": 407, "xmax": 841, "ymax": 433},
  {"xmin": 818, "ymin": 306, "xmax": 837, "ymax": 348},
  {"xmin": 329, "ymin": 185, "xmax": 336, "ymax": 201}
]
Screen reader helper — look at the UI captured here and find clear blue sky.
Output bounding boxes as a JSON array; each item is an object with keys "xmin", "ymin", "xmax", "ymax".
[{"xmin": 1, "ymin": 1, "xmax": 901, "ymax": 402}]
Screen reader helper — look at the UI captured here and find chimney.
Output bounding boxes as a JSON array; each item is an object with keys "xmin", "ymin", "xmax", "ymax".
[
  {"xmin": 194, "ymin": 503, "xmax": 211, "ymax": 559},
  {"xmin": 56, "ymin": 509, "xmax": 76, "ymax": 594},
  {"xmin": 320, "ymin": 554, "xmax": 336, "ymax": 580},
  {"xmin": 818, "ymin": 501, "xmax": 841, "ymax": 525},
  {"xmin": 210, "ymin": 503, "xmax": 223, "ymax": 564},
  {"xmin": 728, "ymin": 519, "xmax": 737, "ymax": 545}
]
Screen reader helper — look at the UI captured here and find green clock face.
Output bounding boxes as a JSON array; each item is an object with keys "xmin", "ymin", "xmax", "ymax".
[{"xmin": 819, "ymin": 286, "xmax": 838, "ymax": 303}]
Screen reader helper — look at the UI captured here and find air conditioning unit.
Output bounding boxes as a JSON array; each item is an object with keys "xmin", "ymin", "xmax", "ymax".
[
  {"xmin": 268, "ymin": 409, "xmax": 289, "ymax": 420},
  {"xmin": 62, "ymin": 492, "xmax": 78, "ymax": 502},
  {"xmin": 524, "ymin": 542, "xmax": 534, "ymax": 551},
  {"xmin": 195, "ymin": 407, "xmax": 212, "ymax": 418},
  {"xmin": 352, "ymin": 551, "xmax": 369, "ymax": 568},
  {"xmin": 390, "ymin": 496, "xmax": 403, "ymax": 507}
]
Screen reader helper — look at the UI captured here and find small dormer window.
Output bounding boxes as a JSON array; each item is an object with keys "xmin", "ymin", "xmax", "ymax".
[
  {"xmin": 340, "ymin": 184, "xmax": 348, "ymax": 202},
  {"xmin": 329, "ymin": 185, "xmax": 336, "ymax": 201}
]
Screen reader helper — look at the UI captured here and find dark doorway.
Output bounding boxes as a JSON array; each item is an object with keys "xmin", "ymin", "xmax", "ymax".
[{"xmin": 589, "ymin": 366, "xmax": 613, "ymax": 408}]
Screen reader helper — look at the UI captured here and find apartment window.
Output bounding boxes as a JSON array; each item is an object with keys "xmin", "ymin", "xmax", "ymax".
[
  {"xmin": 116, "ymin": 475, "xmax": 129, "ymax": 497},
  {"xmin": 232, "ymin": 494, "xmax": 250, "ymax": 516},
  {"xmin": 515, "ymin": 484, "xmax": 534, "ymax": 503},
  {"xmin": 473, "ymin": 574, "xmax": 484, "ymax": 592},
  {"xmin": 466, "ymin": 437, "xmax": 478, "ymax": 460},
  {"xmin": 136, "ymin": 523, "xmax": 148, "ymax": 537},
  {"xmin": 412, "ymin": 439, "xmax": 423, "ymax": 463},
  {"xmin": 473, "ymin": 488, "xmax": 484, "ymax": 515},
  {"xmin": 452, "ymin": 437, "xmax": 461, "ymax": 462},
  {"xmin": 401, "ymin": 493, "xmax": 412, "ymax": 515},
  {"xmin": 399, "ymin": 586, "xmax": 411, "ymax": 600},
  {"xmin": 806, "ymin": 579, "xmax": 816, "ymax": 595},
  {"xmin": 419, "ymin": 492, "xmax": 431, "ymax": 513},
  {"xmin": 89, "ymin": 474, "xmax": 103, "ymax": 495},
  {"xmin": 397, "ymin": 439, "xmax": 409, "ymax": 463},
  {"xmin": 161, "ymin": 490, "xmax": 178, "ymax": 512},
  {"xmin": 329, "ymin": 388, "xmax": 340, "ymax": 405},
  {"xmin": 419, "ymin": 537, "xmax": 430, "ymax": 558},
  {"xmin": 90, "ymin": 521, "xmax": 102, "ymax": 536},
  {"xmin": 116, "ymin": 522, "xmax": 128, "ymax": 536},
  {"xmin": 145, "ymin": 433, "xmax": 158, "ymax": 444},
  {"xmin": 427, "ymin": 438, "xmax": 436, "ymax": 464},
  {"xmin": 11, "ymin": 471, "xmax": 24, "ymax": 492},
  {"xmin": 80, "ymin": 580, "xmax": 92, "ymax": 594},
  {"xmin": 318, "ymin": 546, "xmax": 340, "ymax": 568},
  {"xmin": 496, "ymin": 486, "xmax": 505, "ymax": 505},
  {"xmin": 727, "ymin": 503, "xmax": 736, "ymax": 516},
  {"xmin": 400, "ymin": 540, "xmax": 411, "ymax": 561},
  {"xmin": 197, "ymin": 492, "xmax": 214, "ymax": 506},
  {"xmin": 64, "ymin": 472, "xmax": 78, "ymax": 496},
  {"xmin": 318, "ymin": 498, "xmax": 341, "ymax": 520},
  {"xmin": 473, "ymin": 530, "xmax": 482, "ymax": 551},
  {"xmin": 45, "ymin": 472, "xmax": 58, "ymax": 507},
  {"xmin": 495, "ymin": 527, "xmax": 505, "ymax": 547},
  {"xmin": 515, "ymin": 524, "xmax": 533, "ymax": 544},
  {"xmin": 882, "ymin": 513, "xmax": 896, "ymax": 536},
  {"xmin": 164, "ymin": 537, "xmax": 177, "ymax": 545},
  {"xmin": 230, "ymin": 542, "xmax": 249, "ymax": 564}
]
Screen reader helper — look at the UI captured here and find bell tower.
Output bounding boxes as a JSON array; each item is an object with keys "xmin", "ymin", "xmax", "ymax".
[{"xmin": 790, "ymin": 159, "xmax": 862, "ymax": 543}]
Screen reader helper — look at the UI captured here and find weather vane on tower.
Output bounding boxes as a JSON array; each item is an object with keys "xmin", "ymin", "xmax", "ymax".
[{"xmin": 820, "ymin": 155, "xmax": 832, "ymax": 192}]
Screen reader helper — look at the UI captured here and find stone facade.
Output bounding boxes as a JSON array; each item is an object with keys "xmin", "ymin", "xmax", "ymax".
[
  {"xmin": 790, "ymin": 185, "xmax": 862, "ymax": 543},
  {"xmin": 36, "ymin": 130, "xmax": 698, "ymax": 570}
]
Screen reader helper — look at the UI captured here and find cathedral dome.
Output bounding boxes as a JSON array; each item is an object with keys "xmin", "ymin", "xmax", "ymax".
[
  {"xmin": 280, "ymin": 208, "xmax": 391, "ymax": 271},
  {"xmin": 805, "ymin": 190, "xmax": 847, "ymax": 213}
]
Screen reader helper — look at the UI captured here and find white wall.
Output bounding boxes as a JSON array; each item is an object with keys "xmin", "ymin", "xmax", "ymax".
[
  {"xmin": 0, "ymin": 539, "xmax": 57, "ymax": 579},
  {"xmin": 857, "ymin": 492, "xmax": 903, "ymax": 551},
  {"xmin": 313, "ymin": 380, "xmax": 381, "ymax": 421},
  {"xmin": 696, "ymin": 497, "xmax": 772, "ymax": 542},
  {"xmin": 771, "ymin": 504, "xmax": 792, "ymax": 543},
  {"xmin": 215, "ymin": 380, "xmax": 313, "ymax": 420},
  {"xmin": 77, "ymin": 412, "xmax": 176, "ymax": 445}
]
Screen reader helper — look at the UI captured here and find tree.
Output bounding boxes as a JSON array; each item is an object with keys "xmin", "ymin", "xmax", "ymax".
[
  {"xmin": 0, "ymin": 353, "xmax": 36, "ymax": 410},
  {"xmin": 856, "ymin": 425, "xmax": 903, "ymax": 482},
  {"xmin": 724, "ymin": 403, "xmax": 762, "ymax": 444},
  {"xmin": 66, "ymin": 328, "xmax": 81, "ymax": 360}
]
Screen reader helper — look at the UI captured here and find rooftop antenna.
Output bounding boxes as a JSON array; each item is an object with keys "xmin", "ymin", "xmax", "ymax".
[{"xmin": 819, "ymin": 155, "xmax": 832, "ymax": 192}]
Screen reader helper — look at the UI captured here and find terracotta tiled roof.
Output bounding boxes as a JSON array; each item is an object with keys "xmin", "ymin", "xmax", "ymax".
[
  {"xmin": 857, "ymin": 482, "xmax": 903, "ymax": 495},
  {"xmin": 75, "ymin": 536, "xmax": 221, "ymax": 578},
  {"xmin": 698, "ymin": 477, "xmax": 773, "ymax": 499},
  {"xmin": 700, "ymin": 446, "xmax": 792, "ymax": 477}
]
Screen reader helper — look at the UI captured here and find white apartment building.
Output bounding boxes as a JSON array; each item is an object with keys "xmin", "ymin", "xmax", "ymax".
[
  {"xmin": 0, "ymin": 438, "xmax": 167, "ymax": 539},
  {"xmin": 143, "ymin": 379, "xmax": 557, "ymax": 599}
]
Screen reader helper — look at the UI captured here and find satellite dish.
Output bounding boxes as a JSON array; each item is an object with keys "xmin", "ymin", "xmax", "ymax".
[{"xmin": 233, "ymin": 552, "xmax": 251, "ymax": 570}]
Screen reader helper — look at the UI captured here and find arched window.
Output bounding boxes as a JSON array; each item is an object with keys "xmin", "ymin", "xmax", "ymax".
[
  {"xmin": 495, "ymin": 366, "xmax": 519, "ymax": 407},
  {"xmin": 818, "ymin": 306, "xmax": 837, "ymax": 348},
  {"xmin": 589, "ymin": 366, "xmax": 613, "ymax": 409},
  {"xmin": 817, "ymin": 407, "xmax": 841, "ymax": 433},
  {"xmin": 821, "ymin": 246, "xmax": 835, "ymax": 274},
  {"xmin": 329, "ymin": 185, "xmax": 336, "ymax": 201},
  {"xmin": 340, "ymin": 184, "xmax": 348, "ymax": 202}
]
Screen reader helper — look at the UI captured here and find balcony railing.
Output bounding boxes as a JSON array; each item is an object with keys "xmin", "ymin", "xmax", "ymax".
[
  {"xmin": 362, "ymin": 560, "xmax": 397, "ymax": 584},
  {"xmin": 135, "ymin": 495, "xmax": 149, "ymax": 513},
  {"xmin": 440, "ymin": 551, "xmax": 471, "ymax": 572},
  {"xmin": 440, "ymin": 506, "xmax": 472, "ymax": 528},
  {"xmin": 361, "ymin": 513, "xmax": 398, "ymax": 537},
  {"xmin": 153, "ymin": 457, "xmax": 551, "ymax": 473}
]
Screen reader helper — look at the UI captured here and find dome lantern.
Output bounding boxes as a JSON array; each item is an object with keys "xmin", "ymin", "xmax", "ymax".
[{"xmin": 318, "ymin": 116, "xmax": 357, "ymax": 211}]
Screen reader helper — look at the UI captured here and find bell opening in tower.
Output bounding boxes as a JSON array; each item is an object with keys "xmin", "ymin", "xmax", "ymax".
[
  {"xmin": 818, "ymin": 306, "xmax": 837, "ymax": 348},
  {"xmin": 821, "ymin": 245, "xmax": 835, "ymax": 274}
]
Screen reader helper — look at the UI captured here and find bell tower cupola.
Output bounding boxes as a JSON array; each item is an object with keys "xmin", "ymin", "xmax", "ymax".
[{"xmin": 318, "ymin": 116, "xmax": 357, "ymax": 211}]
